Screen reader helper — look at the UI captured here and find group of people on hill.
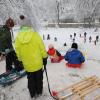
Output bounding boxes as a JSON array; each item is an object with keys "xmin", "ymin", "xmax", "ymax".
[
  {"xmin": 70, "ymin": 32, "xmax": 99, "ymax": 45},
  {"xmin": 0, "ymin": 15, "xmax": 85, "ymax": 99}
]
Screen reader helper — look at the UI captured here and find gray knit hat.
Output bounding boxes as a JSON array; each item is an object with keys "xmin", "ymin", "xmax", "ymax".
[{"xmin": 19, "ymin": 15, "xmax": 32, "ymax": 27}]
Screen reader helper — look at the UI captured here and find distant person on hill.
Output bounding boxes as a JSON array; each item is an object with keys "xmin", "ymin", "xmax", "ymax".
[
  {"xmin": 47, "ymin": 34, "xmax": 50, "ymax": 40},
  {"xmin": 43, "ymin": 34, "xmax": 45, "ymax": 40},
  {"xmin": 70, "ymin": 34, "xmax": 72, "ymax": 39},
  {"xmin": 89, "ymin": 36, "xmax": 92, "ymax": 43},
  {"xmin": 64, "ymin": 43, "xmax": 85, "ymax": 68},
  {"xmin": 96, "ymin": 35, "xmax": 99, "ymax": 42},
  {"xmin": 84, "ymin": 32, "xmax": 87, "ymax": 38},
  {"xmin": 94, "ymin": 40, "xmax": 96, "ymax": 45},
  {"xmin": 74, "ymin": 33, "xmax": 76, "ymax": 38},
  {"xmin": 72, "ymin": 38, "xmax": 75, "ymax": 43},
  {"xmin": 79, "ymin": 34, "xmax": 81, "ymax": 38},
  {"xmin": 54, "ymin": 37, "xmax": 57, "ymax": 41},
  {"xmin": 47, "ymin": 44, "xmax": 64, "ymax": 63},
  {"xmin": 64, "ymin": 42, "xmax": 67, "ymax": 46}
]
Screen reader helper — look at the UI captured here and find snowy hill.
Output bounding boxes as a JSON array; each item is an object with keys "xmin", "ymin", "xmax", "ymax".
[{"xmin": 0, "ymin": 27, "xmax": 100, "ymax": 100}]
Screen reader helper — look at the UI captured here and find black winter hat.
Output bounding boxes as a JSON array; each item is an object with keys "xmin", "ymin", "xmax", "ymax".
[{"xmin": 71, "ymin": 43, "xmax": 78, "ymax": 49}]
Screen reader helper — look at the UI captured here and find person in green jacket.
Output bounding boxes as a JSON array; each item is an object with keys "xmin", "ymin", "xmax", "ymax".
[
  {"xmin": 0, "ymin": 18, "xmax": 23, "ymax": 71},
  {"xmin": 15, "ymin": 15, "xmax": 48, "ymax": 99}
]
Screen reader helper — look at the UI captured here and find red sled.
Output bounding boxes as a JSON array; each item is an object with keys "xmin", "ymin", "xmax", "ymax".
[
  {"xmin": 51, "ymin": 56, "xmax": 64, "ymax": 63},
  {"xmin": 66, "ymin": 63, "xmax": 82, "ymax": 68}
]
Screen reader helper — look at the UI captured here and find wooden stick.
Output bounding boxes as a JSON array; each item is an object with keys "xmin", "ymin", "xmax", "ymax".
[
  {"xmin": 78, "ymin": 85, "xmax": 100, "ymax": 97},
  {"xmin": 58, "ymin": 92, "xmax": 73, "ymax": 100},
  {"xmin": 72, "ymin": 77, "xmax": 97, "ymax": 89},
  {"xmin": 73, "ymin": 77, "xmax": 100, "ymax": 93},
  {"xmin": 72, "ymin": 79, "xmax": 94, "ymax": 92},
  {"xmin": 72, "ymin": 78, "xmax": 97, "ymax": 95},
  {"xmin": 71, "ymin": 94, "xmax": 81, "ymax": 100}
]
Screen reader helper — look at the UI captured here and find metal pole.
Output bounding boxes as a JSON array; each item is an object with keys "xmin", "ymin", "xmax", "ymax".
[
  {"xmin": 58, "ymin": 2, "xmax": 59, "ymax": 25},
  {"xmin": 56, "ymin": 0, "xmax": 60, "ymax": 26}
]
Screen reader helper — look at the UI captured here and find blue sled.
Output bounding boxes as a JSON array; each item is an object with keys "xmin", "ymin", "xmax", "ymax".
[{"xmin": 0, "ymin": 69, "xmax": 26, "ymax": 87}]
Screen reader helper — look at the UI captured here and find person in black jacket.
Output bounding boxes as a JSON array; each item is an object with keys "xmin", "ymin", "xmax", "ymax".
[
  {"xmin": 0, "ymin": 18, "xmax": 23, "ymax": 72},
  {"xmin": 84, "ymin": 32, "xmax": 87, "ymax": 38},
  {"xmin": 96, "ymin": 35, "xmax": 99, "ymax": 42}
]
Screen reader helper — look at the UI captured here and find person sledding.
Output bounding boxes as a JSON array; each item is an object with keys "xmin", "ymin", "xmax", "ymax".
[
  {"xmin": 47, "ymin": 44, "xmax": 64, "ymax": 63},
  {"xmin": 64, "ymin": 43, "xmax": 85, "ymax": 68}
]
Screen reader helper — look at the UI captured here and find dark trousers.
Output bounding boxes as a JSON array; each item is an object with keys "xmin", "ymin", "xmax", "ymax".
[
  {"xmin": 27, "ymin": 69, "xmax": 43, "ymax": 98},
  {"xmin": 6, "ymin": 50, "xmax": 23, "ymax": 71}
]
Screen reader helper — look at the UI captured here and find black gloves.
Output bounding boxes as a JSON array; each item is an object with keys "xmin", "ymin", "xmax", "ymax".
[{"xmin": 43, "ymin": 58, "xmax": 47, "ymax": 66}]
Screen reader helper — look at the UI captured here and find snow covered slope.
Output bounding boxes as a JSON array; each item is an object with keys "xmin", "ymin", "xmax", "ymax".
[{"xmin": 0, "ymin": 27, "xmax": 100, "ymax": 100}]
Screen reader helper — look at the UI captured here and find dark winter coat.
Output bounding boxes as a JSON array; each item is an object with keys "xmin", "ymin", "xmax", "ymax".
[{"xmin": 0, "ymin": 25, "xmax": 13, "ymax": 53}]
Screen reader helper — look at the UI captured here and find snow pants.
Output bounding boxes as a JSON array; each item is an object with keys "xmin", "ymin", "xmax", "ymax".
[
  {"xmin": 6, "ymin": 50, "xmax": 23, "ymax": 71},
  {"xmin": 27, "ymin": 69, "xmax": 43, "ymax": 98}
]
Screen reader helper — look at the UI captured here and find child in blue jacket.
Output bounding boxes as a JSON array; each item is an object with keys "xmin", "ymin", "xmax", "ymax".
[{"xmin": 64, "ymin": 43, "xmax": 85, "ymax": 68}]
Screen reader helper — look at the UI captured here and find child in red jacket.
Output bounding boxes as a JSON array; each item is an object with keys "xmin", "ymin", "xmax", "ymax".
[{"xmin": 47, "ymin": 44, "xmax": 64, "ymax": 63}]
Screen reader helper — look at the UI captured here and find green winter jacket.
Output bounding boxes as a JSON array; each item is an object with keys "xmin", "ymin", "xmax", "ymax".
[
  {"xmin": 0, "ymin": 25, "xmax": 13, "ymax": 53},
  {"xmin": 15, "ymin": 27, "xmax": 47, "ymax": 72}
]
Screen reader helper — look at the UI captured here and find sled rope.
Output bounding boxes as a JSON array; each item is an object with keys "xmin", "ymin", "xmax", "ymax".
[{"xmin": 44, "ymin": 65, "xmax": 58, "ymax": 100}]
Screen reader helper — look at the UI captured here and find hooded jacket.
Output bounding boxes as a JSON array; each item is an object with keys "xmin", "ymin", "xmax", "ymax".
[
  {"xmin": 15, "ymin": 27, "xmax": 47, "ymax": 72},
  {"xmin": 64, "ymin": 48, "xmax": 85, "ymax": 65}
]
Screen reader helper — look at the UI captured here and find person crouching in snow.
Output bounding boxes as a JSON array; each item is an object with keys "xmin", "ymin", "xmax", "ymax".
[
  {"xmin": 47, "ymin": 44, "xmax": 64, "ymax": 63},
  {"xmin": 64, "ymin": 43, "xmax": 85, "ymax": 68}
]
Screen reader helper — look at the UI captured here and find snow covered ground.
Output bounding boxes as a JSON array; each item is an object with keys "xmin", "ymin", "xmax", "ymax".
[{"xmin": 0, "ymin": 27, "xmax": 100, "ymax": 100}]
